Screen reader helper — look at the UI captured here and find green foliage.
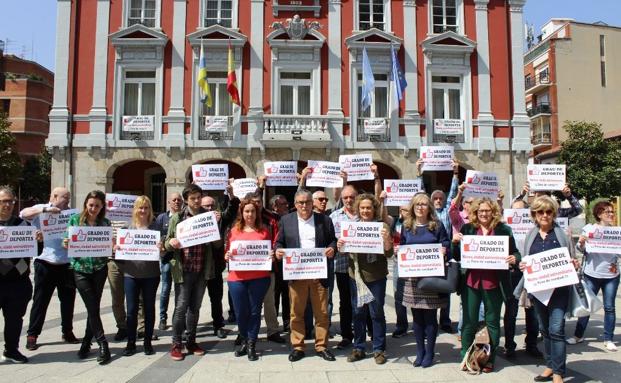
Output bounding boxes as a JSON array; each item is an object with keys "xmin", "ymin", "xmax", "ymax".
[
  {"xmin": 0, "ymin": 112, "xmax": 23, "ymax": 186},
  {"xmin": 558, "ymin": 121, "xmax": 621, "ymax": 203},
  {"xmin": 20, "ymin": 148, "xmax": 51, "ymax": 204}
]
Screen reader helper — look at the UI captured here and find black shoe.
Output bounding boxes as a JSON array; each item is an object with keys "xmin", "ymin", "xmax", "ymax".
[
  {"xmin": 392, "ymin": 329, "xmax": 407, "ymax": 338},
  {"xmin": 62, "ymin": 331, "xmax": 80, "ymax": 344},
  {"xmin": 440, "ymin": 324, "xmax": 455, "ymax": 334},
  {"xmin": 2, "ymin": 349, "xmax": 28, "ymax": 363},
  {"xmin": 235, "ymin": 341, "xmax": 248, "ymax": 357},
  {"xmin": 143, "ymin": 342, "xmax": 155, "ymax": 355},
  {"xmin": 158, "ymin": 320, "xmax": 167, "ymax": 331},
  {"xmin": 247, "ymin": 341, "xmax": 258, "ymax": 361},
  {"xmin": 267, "ymin": 333, "xmax": 286, "ymax": 344},
  {"xmin": 123, "ymin": 342, "xmax": 136, "ymax": 356},
  {"xmin": 288, "ymin": 349, "xmax": 305, "ymax": 362},
  {"xmin": 504, "ymin": 347, "xmax": 516, "ymax": 358},
  {"xmin": 533, "ymin": 375, "xmax": 553, "ymax": 382},
  {"xmin": 78, "ymin": 339, "xmax": 92, "ymax": 359},
  {"xmin": 283, "ymin": 322, "xmax": 290, "ymax": 333},
  {"xmin": 336, "ymin": 338, "xmax": 352, "ymax": 350},
  {"xmin": 97, "ymin": 341, "xmax": 111, "ymax": 365},
  {"xmin": 316, "ymin": 349, "xmax": 336, "ymax": 361},
  {"xmin": 215, "ymin": 327, "xmax": 227, "ymax": 339},
  {"xmin": 26, "ymin": 336, "xmax": 38, "ymax": 351},
  {"xmin": 526, "ymin": 347, "xmax": 544, "ymax": 358},
  {"xmin": 114, "ymin": 328, "xmax": 127, "ymax": 341}
]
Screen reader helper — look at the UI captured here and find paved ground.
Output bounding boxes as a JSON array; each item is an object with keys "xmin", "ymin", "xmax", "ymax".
[{"xmin": 1, "ymin": 259, "xmax": 620, "ymax": 383}]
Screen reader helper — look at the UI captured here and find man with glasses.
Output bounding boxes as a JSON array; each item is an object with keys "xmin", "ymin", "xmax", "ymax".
[{"xmin": 312, "ymin": 191, "xmax": 331, "ymax": 215}]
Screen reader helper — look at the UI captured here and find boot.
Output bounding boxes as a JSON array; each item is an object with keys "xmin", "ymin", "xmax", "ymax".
[
  {"xmin": 77, "ymin": 338, "xmax": 92, "ymax": 359},
  {"xmin": 123, "ymin": 341, "xmax": 136, "ymax": 356},
  {"xmin": 247, "ymin": 340, "xmax": 258, "ymax": 361},
  {"xmin": 97, "ymin": 340, "xmax": 111, "ymax": 365},
  {"xmin": 412, "ymin": 322, "xmax": 426, "ymax": 367},
  {"xmin": 234, "ymin": 339, "xmax": 248, "ymax": 357},
  {"xmin": 421, "ymin": 325, "xmax": 437, "ymax": 368}
]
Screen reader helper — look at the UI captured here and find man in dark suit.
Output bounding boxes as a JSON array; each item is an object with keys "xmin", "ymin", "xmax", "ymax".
[{"xmin": 275, "ymin": 189, "xmax": 337, "ymax": 362}]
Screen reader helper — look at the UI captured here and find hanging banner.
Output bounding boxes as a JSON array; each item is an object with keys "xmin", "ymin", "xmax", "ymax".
[
  {"xmin": 106, "ymin": 193, "xmax": 137, "ymax": 223},
  {"xmin": 175, "ymin": 211, "xmax": 221, "ymax": 248},
  {"xmin": 397, "ymin": 244, "xmax": 445, "ymax": 278},
  {"xmin": 363, "ymin": 118, "xmax": 387, "ymax": 135},
  {"xmin": 463, "ymin": 170, "xmax": 500, "ymax": 200},
  {"xmin": 122, "ymin": 115, "xmax": 154, "ymax": 132},
  {"xmin": 527, "ymin": 164, "xmax": 566, "ymax": 191},
  {"xmin": 584, "ymin": 225, "xmax": 621, "ymax": 255},
  {"xmin": 67, "ymin": 226, "xmax": 113, "ymax": 258},
  {"xmin": 339, "ymin": 154, "xmax": 374, "ymax": 181},
  {"xmin": 115, "ymin": 229, "xmax": 160, "ymax": 261},
  {"xmin": 460, "ymin": 235, "xmax": 509, "ymax": 270},
  {"xmin": 420, "ymin": 146, "xmax": 454, "ymax": 172},
  {"xmin": 40, "ymin": 209, "xmax": 78, "ymax": 242},
  {"xmin": 204, "ymin": 116, "xmax": 229, "ymax": 132},
  {"xmin": 305, "ymin": 160, "xmax": 343, "ymax": 188},
  {"xmin": 0, "ymin": 226, "xmax": 38, "ymax": 259},
  {"xmin": 192, "ymin": 164, "xmax": 229, "ymax": 190},
  {"xmin": 264, "ymin": 161, "xmax": 298, "ymax": 187},
  {"xmin": 434, "ymin": 119, "xmax": 463, "ymax": 135},
  {"xmin": 228, "ymin": 240, "xmax": 272, "ymax": 271},
  {"xmin": 522, "ymin": 247, "xmax": 579, "ymax": 293},
  {"xmin": 340, "ymin": 222, "xmax": 384, "ymax": 254},
  {"xmin": 282, "ymin": 248, "xmax": 328, "ymax": 280},
  {"xmin": 383, "ymin": 179, "xmax": 423, "ymax": 207},
  {"xmin": 231, "ymin": 178, "xmax": 258, "ymax": 199}
]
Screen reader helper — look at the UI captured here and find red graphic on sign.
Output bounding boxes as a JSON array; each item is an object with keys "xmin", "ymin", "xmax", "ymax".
[
  {"xmin": 386, "ymin": 182, "xmax": 399, "ymax": 193},
  {"xmin": 464, "ymin": 239, "xmax": 479, "ymax": 252},
  {"xmin": 108, "ymin": 197, "xmax": 121, "ymax": 208},
  {"xmin": 400, "ymin": 248, "xmax": 415, "ymax": 261},
  {"xmin": 589, "ymin": 229, "xmax": 604, "ymax": 239},
  {"xmin": 194, "ymin": 167, "xmax": 208, "ymax": 177},
  {"xmin": 525, "ymin": 258, "xmax": 542, "ymax": 274},
  {"xmin": 286, "ymin": 251, "xmax": 300, "ymax": 264},
  {"xmin": 266, "ymin": 165, "xmax": 278, "ymax": 174},
  {"xmin": 232, "ymin": 244, "xmax": 246, "ymax": 256},
  {"xmin": 508, "ymin": 212, "xmax": 522, "ymax": 224},
  {"xmin": 422, "ymin": 149, "xmax": 434, "ymax": 159},
  {"xmin": 72, "ymin": 230, "xmax": 87, "ymax": 242},
  {"xmin": 120, "ymin": 232, "xmax": 134, "ymax": 245},
  {"xmin": 467, "ymin": 174, "xmax": 481, "ymax": 184},
  {"xmin": 342, "ymin": 225, "xmax": 357, "ymax": 238},
  {"xmin": 528, "ymin": 168, "xmax": 540, "ymax": 176},
  {"xmin": 43, "ymin": 215, "xmax": 57, "ymax": 226},
  {"xmin": 0, "ymin": 230, "xmax": 8, "ymax": 242}
]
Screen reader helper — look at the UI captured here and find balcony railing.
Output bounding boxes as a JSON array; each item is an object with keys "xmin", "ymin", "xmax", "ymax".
[
  {"xmin": 525, "ymin": 71, "xmax": 551, "ymax": 91},
  {"xmin": 527, "ymin": 103, "xmax": 552, "ymax": 118},
  {"xmin": 262, "ymin": 115, "xmax": 331, "ymax": 144},
  {"xmin": 199, "ymin": 115, "xmax": 234, "ymax": 140},
  {"xmin": 357, "ymin": 118, "xmax": 391, "ymax": 142},
  {"xmin": 531, "ymin": 125, "xmax": 552, "ymax": 146}
]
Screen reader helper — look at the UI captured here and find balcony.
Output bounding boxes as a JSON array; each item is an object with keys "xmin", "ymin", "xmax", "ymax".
[
  {"xmin": 357, "ymin": 118, "xmax": 391, "ymax": 142},
  {"xmin": 525, "ymin": 71, "xmax": 551, "ymax": 94},
  {"xmin": 527, "ymin": 103, "xmax": 552, "ymax": 118},
  {"xmin": 261, "ymin": 115, "xmax": 331, "ymax": 148},
  {"xmin": 199, "ymin": 116, "xmax": 234, "ymax": 141},
  {"xmin": 531, "ymin": 125, "xmax": 552, "ymax": 148}
]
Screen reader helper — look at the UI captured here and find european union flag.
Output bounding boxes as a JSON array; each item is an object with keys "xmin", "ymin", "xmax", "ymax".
[{"xmin": 391, "ymin": 45, "xmax": 407, "ymax": 102}]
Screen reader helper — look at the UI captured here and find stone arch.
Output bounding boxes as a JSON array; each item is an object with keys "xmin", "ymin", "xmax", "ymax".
[{"xmin": 108, "ymin": 159, "xmax": 167, "ymax": 213}]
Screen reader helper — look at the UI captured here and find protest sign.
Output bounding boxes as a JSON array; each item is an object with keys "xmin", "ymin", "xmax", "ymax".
[
  {"xmin": 460, "ymin": 235, "xmax": 509, "ymax": 270},
  {"xmin": 0, "ymin": 226, "xmax": 38, "ymax": 259},
  {"xmin": 584, "ymin": 225, "xmax": 621, "ymax": 255},
  {"xmin": 340, "ymin": 222, "xmax": 384, "ymax": 254},
  {"xmin": 522, "ymin": 247, "xmax": 579, "ymax": 293},
  {"xmin": 40, "ymin": 209, "xmax": 78, "ymax": 242},
  {"xmin": 339, "ymin": 154, "xmax": 374, "ymax": 181},
  {"xmin": 383, "ymin": 179, "xmax": 423, "ymax": 207},
  {"xmin": 228, "ymin": 240, "xmax": 272, "ymax": 271},
  {"xmin": 463, "ymin": 171, "xmax": 500, "ymax": 199},
  {"xmin": 68, "ymin": 227, "xmax": 113, "ymax": 258},
  {"xmin": 420, "ymin": 146, "xmax": 454, "ymax": 172},
  {"xmin": 397, "ymin": 244, "xmax": 445, "ymax": 278},
  {"xmin": 363, "ymin": 118, "xmax": 387, "ymax": 135},
  {"xmin": 306, "ymin": 160, "xmax": 343, "ymax": 188},
  {"xmin": 106, "ymin": 193, "xmax": 137, "ymax": 223},
  {"xmin": 192, "ymin": 164, "xmax": 229, "ymax": 190},
  {"xmin": 264, "ymin": 161, "xmax": 298, "ymax": 187},
  {"xmin": 527, "ymin": 164, "xmax": 566, "ymax": 191},
  {"xmin": 115, "ymin": 229, "xmax": 160, "ymax": 261},
  {"xmin": 282, "ymin": 248, "xmax": 327, "ymax": 280},
  {"xmin": 176, "ymin": 212, "xmax": 221, "ymax": 248},
  {"xmin": 232, "ymin": 178, "xmax": 258, "ymax": 199}
]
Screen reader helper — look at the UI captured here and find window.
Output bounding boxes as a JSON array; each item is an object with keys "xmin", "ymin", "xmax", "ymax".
[
  {"xmin": 432, "ymin": 76, "xmax": 461, "ymax": 119},
  {"xmin": 358, "ymin": 73, "xmax": 388, "ymax": 119},
  {"xmin": 205, "ymin": 0, "xmax": 233, "ymax": 28},
  {"xmin": 128, "ymin": 0, "xmax": 157, "ymax": 28},
  {"xmin": 600, "ymin": 35, "xmax": 606, "ymax": 87},
  {"xmin": 123, "ymin": 71, "xmax": 156, "ymax": 116},
  {"xmin": 280, "ymin": 72, "xmax": 311, "ymax": 115},
  {"xmin": 359, "ymin": 0, "xmax": 385, "ymax": 31},
  {"xmin": 432, "ymin": 0, "xmax": 458, "ymax": 34},
  {"xmin": 0, "ymin": 99, "xmax": 9, "ymax": 114},
  {"xmin": 202, "ymin": 72, "xmax": 233, "ymax": 117}
]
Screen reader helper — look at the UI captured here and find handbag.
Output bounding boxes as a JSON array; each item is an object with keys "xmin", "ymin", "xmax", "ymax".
[
  {"xmin": 565, "ymin": 278, "xmax": 603, "ymax": 319},
  {"xmin": 417, "ymin": 260, "xmax": 460, "ymax": 294},
  {"xmin": 459, "ymin": 326, "xmax": 491, "ymax": 375}
]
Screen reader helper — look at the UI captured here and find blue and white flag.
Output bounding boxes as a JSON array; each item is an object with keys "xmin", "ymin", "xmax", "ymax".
[
  {"xmin": 391, "ymin": 45, "xmax": 407, "ymax": 102},
  {"xmin": 360, "ymin": 47, "xmax": 375, "ymax": 112}
]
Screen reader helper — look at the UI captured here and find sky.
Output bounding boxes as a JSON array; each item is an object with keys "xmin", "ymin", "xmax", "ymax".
[{"xmin": 0, "ymin": 0, "xmax": 620, "ymax": 73}]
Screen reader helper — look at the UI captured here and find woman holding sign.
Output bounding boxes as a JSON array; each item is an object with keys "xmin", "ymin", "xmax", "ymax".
[
  {"xmin": 225, "ymin": 198, "xmax": 274, "ymax": 361},
  {"xmin": 400, "ymin": 193, "xmax": 450, "ymax": 367},
  {"xmin": 452, "ymin": 197, "xmax": 519, "ymax": 373},
  {"xmin": 63, "ymin": 190, "xmax": 112, "ymax": 364}
]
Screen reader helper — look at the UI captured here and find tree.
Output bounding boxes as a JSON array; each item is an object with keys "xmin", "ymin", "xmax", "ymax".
[
  {"xmin": 558, "ymin": 121, "xmax": 621, "ymax": 203},
  {"xmin": 20, "ymin": 148, "xmax": 52, "ymax": 204},
  {"xmin": 0, "ymin": 112, "xmax": 23, "ymax": 186}
]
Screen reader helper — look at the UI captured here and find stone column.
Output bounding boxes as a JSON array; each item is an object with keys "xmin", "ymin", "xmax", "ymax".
[
  {"xmin": 508, "ymin": 0, "xmax": 531, "ymax": 153},
  {"xmin": 166, "ymin": 0, "xmax": 188, "ymax": 150},
  {"xmin": 402, "ymin": 1, "xmax": 421, "ymax": 151},
  {"xmin": 474, "ymin": 0, "xmax": 495, "ymax": 154}
]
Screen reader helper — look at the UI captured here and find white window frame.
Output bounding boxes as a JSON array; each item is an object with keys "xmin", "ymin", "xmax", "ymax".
[
  {"xmin": 357, "ymin": 73, "xmax": 389, "ymax": 119},
  {"xmin": 201, "ymin": 72, "xmax": 233, "ymax": 117},
  {"xmin": 431, "ymin": 76, "xmax": 462, "ymax": 120},
  {"xmin": 271, "ymin": 55, "xmax": 321, "ymax": 117},
  {"xmin": 200, "ymin": 0, "xmax": 238, "ymax": 28},
  {"xmin": 354, "ymin": 0, "xmax": 391, "ymax": 32},
  {"xmin": 429, "ymin": 0, "xmax": 464, "ymax": 35},
  {"xmin": 123, "ymin": 0, "xmax": 161, "ymax": 29},
  {"xmin": 123, "ymin": 71, "xmax": 156, "ymax": 116},
  {"xmin": 278, "ymin": 72, "xmax": 313, "ymax": 115}
]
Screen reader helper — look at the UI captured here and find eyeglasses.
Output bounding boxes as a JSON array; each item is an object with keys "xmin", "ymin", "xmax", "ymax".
[
  {"xmin": 0, "ymin": 199, "xmax": 15, "ymax": 204},
  {"xmin": 414, "ymin": 203, "xmax": 428, "ymax": 209},
  {"xmin": 535, "ymin": 210, "xmax": 554, "ymax": 216},
  {"xmin": 295, "ymin": 200, "xmax": 312, "ymax": 205},
  {"xmin": 314, "ymin": 197, "xmax": 328, "ymax": 202},
  {"xmin": 477, "ymin": 209, "xmax": 492, "ymax": 214}
]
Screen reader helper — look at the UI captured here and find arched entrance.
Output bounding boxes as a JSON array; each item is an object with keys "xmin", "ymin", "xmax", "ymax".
[{"xmin": 111, "ymin": 160, "xmax": 167, "ymax": 213}]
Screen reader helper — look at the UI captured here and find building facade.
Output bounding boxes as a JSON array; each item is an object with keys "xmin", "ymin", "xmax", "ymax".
[
  {"xmin": 525, "ymin": 19, "xmax": 621, "ymax": 162},
  {"xmin": 48, "ymin": 0, "xmax": 531, "ymax": 210}
]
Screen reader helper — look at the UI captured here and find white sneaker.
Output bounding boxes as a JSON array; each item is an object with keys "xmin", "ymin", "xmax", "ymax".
[
  {"xmin": 565, "ymin": 336, "xmax": 584, "ymax": 345},
  {"xmin": 604, "ymin": 341, "xmax": 618, "ymax": 351}
]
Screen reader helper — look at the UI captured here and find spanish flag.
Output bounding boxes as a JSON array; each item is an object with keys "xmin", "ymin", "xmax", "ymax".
[
  {"xmin": 227, "ymin": 42, "xmax": 240, "ymax": 105},
  {"xmin": 197, "ymin": 41, "xmax": 212, "ymax": 107}
]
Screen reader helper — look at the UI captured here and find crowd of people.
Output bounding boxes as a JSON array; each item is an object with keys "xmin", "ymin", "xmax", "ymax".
[{"xmin": 0, "ymin": 159, "xmax": 618, "ymax": 383}]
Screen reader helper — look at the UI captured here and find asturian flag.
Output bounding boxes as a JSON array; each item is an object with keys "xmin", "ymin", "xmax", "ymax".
[
  {"xmin": 360, "ymin": 47, "xmax": 375, "ymax": 112},
  {"xmin": 227, "ymin": 42, "xmax": 240, "ymax": 105},
  {"xmin": 197, "ymin": 41, "xmax": 212, "ymax": 107}
]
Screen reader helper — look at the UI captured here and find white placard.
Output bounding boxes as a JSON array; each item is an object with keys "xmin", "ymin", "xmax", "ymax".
[
  {"xmin": 460, "ymin": 235, "xmax": 509, "ymax": 270},
  {"xmin": 122, "ymin": 115, "xmax": 154, "ymax": 132},
  {"xmin": 106, "ymin": 193, "xmax": 138, "ymax": 223},
  {"xmin": 527, "ymin": 164, "xmax": 566, "ymax": 191},
  {"xmin": 363, "ymin": 118, "xmax": 387, "ymax": 134},
  {"xmin": 434, "ymin": 119, "xmax": 463, "ymax": 135},
  {"xmin": 340, "ymin": 222, "xmax": 384, "ymax": 254},
  {"xmin": 40, "ymin": 209, "xmax": 78, "ymax": 242},
  {"xmin": 0, "ymin": 226, "xmax": 38, "ymax": 259},
  {"xmin": 205, "ymin": 116, "xmax": 229, "ymax": 132},
  {"xmin": 463, "ymin": 170, "xmax": 500, "ymax": 200},
  {"xmin": 522, "ymin": 247, "xmax": 579, "ymax": 293},
  {"xmin": 192, "ymin": 164, "xmax": 229, "ymax": 190},
  {"xmin": 420, "ymin": 146, "xmax": 454, "ymax": 172},
  {"xmin": 176, "ymin": 212, "xmax": 221, "ymax": 248},
  {"xmin": 504, "ymin": 209, "xmax": 569, "ymax": 252},
  {"xmin": 584, "ymin": 225, "xmax": 621, "ymax": 255},
  {"xmin": 115, "ymin": 229, "xmax": 160, "ymax": 261},
  {"xmin": 383, "ymin": 179, "xmax": 423, "ymax": 207},
  {"xmin": 397, "ymin": 244, "xmax": 445, "ymax": 278},
  {"xmin": 282, "ymin": 248, "xmax": 328, "ymax": 280},
  {"xmin": 68, "ymin": 226, "xmax": 113, "ymax": 258},
  {"xmin": 339, "ymin": 154, "xmax": 374, "ymax": 182},
  {"xmin": 306, "ymin": 160, "xmax": 343, "ymax": 188},
  {"xmin": 232, "ymin": 178, "xmax": 258, "ymax": 199},
  {"xmin": 228, "ymin": 240, "xmax": 272, "ymax": 271},
  {"xmin": 264, "ymin": 161, "xmax": 298, "ymax": 187}
]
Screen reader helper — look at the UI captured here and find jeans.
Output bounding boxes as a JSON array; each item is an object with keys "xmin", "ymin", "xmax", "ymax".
[
  {"xmin": 207, "ymin": 273, "xmax": 225, "ymax": 329},
  {"xmin": 335, "ymin": 272, "xmax": 354, "ymax": 340},
  {"xmin": 228, "ymin": 277, "xmax": 270, "ymax": 342},
  {"xmin": 504, "ymin": 271, "xmax": 539, "ymax": 350},
  {"xmin": 460, "ymin": 285, "xmax": 503, "ymax": 364},
  {"xmin": 533, "ymin": 286, "xmax": 570, "ymax": 376},
  {"xmin": 350, "ymin": 277, "xmax": 387, "ymax": 352},
  {"xmin": 0, "ymin": 277, "xmax": 32, "ymax": 352},
  {"xmin": 125, "ymin": 276, "xmax": 159, "ymax": 343},
  {"xmin": 74, "ymin": 266, "xmax": 108, "ymax": 343},
  {"xmin": 159, "ymin": 261, "xmax": 172, "ymax": 322},
  {"xmin": 574, "ymin": 274, "xmax": 620, "ymax": 341},
  {"xmin": 172, "ymin": 271, "xmax": 207, "ymax": 344},
  {"xmin": 27, "ymin": 260, "xmax": 76, "ymax": 336}
]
